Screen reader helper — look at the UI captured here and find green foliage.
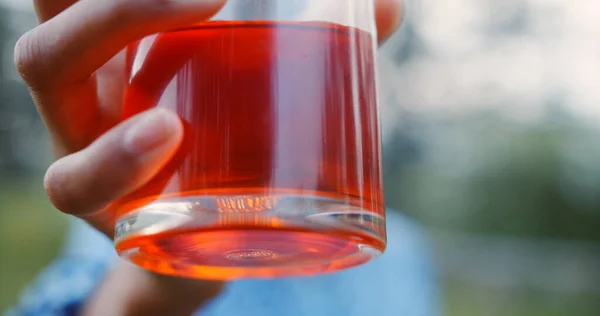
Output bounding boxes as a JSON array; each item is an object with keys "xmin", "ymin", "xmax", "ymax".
[
  {"xmin": 385, "ymin": 111, "xmax": 600, "ymax": 242},
  {"xmin": 0, "ymin": 178, "xmax": 68, "ymax": 310},
  {"xmin": 445, "ymin": 282, "xmax": 600, "ymax": 316}
]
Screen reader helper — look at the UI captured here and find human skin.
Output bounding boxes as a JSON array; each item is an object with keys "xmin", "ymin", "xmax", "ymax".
[{"xmin": 14, "ymin": 0, "xmax": 404, "ymax": 315}]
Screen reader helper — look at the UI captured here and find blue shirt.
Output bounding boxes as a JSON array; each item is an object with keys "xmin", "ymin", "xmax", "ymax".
[{"xmin": 8, "ymin": 211, "xmax": 442, "ymax": 316}]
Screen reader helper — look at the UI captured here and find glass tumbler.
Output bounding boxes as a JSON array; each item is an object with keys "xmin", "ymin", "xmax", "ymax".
[{"xmin": 114, "ymin": 0, "xmax": 386, "ymax": 280}]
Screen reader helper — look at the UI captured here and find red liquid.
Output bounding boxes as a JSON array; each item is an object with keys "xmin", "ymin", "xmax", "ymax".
[{"xmin": 114, "ymin": 21, "xmax": 385, "ymax": 279}]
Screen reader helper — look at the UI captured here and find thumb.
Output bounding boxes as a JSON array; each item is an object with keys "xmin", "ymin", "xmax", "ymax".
[
  {"xmin": 44, "ymin": 108, "xmax": 184, "ymax": 237},
  {"xmin": 376, "ymin": 0, "xmax": 405, "ymax": 43}
]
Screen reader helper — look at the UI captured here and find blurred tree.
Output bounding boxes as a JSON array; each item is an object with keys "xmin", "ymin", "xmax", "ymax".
[
  {"xmin": 384, "ymin": 107, "xmax": 600, "ymax": 242},
  {"xmin": 0, "ymin": 6, "xmax": 49, "ymax": 176},
  {"xmin": 381, "ymin": 2, "xmax": 600, "ymax": 243},
  {"xmin": 0, "ymin": 6, "xmax": 5, "ymax": 74}
]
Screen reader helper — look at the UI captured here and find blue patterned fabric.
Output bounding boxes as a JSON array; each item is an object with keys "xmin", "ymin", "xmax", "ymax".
[
  {"xmin": 6, "ymin": 259, "xmax": 108, "ymax": 316},
  {"xmin": 7, "ymin": 211, "xmax": 442, "ymax": 316}
]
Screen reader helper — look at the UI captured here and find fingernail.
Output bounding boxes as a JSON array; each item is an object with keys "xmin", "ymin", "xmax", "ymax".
[{"xmin": 124, "ymin": 109, "xmax": 181, "ymax": 155}]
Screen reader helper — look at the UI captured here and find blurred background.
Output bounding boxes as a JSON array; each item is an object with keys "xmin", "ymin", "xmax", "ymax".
[{"xmin": 1, "ymin": 0, "xmax": 599, "ymax": 315}]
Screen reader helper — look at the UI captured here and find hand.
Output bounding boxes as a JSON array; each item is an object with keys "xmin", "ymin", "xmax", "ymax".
[{"xmin": 15, "ymin": 0, "xmax": 404, "ymax": 315}]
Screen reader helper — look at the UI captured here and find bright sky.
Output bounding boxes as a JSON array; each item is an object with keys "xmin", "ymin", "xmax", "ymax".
[{"xmin": 378, "ymin": 0, "xmax": 600, "ymax": 124}]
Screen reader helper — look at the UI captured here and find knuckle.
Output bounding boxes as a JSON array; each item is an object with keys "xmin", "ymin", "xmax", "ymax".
[
  {"xmin": 14, "ymin": 32, "xmax": 37, "ymax": 80},
  {"xmin": 14, "ymin": 30, "xmax": 48, "ymax": 90}
]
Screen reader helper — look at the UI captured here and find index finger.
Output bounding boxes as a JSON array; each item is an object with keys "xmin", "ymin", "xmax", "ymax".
[{"xmin": 33, "ymin": 0, "xmax": 403, "ymax": 41}]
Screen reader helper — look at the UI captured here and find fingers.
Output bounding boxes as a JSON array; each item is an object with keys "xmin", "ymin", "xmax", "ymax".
[
  {"xmin": 33, "ymin": 0, "xmax": 76, "ymax": 22},
  {"xmin": 15, "ymin": 0, "xmax": 226, "ymax": 91},
  {"xmin": 44, "ymin": 108, "xmax": 184, "ymax": 236},
  {"xmin": 123, "ymin": 34, "xmax": 205, "ymax": 118},
  {"xmin": 375, "ymin": 0, "xmax": 405, "ymax": 43}
]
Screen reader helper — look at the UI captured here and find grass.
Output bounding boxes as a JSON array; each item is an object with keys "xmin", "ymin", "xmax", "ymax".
[
  {"xmin": 444, "ymin": 282, "xmax": 600, "ymax": 316},
  {"xmin": 0, "ymin": 177, "xmax": 68, "ymax": 310}
]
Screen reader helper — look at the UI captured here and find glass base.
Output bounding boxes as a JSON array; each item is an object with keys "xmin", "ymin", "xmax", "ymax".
[{"xmin": 114, "ymin": 195, "xmax": 385, "ymax": 280}]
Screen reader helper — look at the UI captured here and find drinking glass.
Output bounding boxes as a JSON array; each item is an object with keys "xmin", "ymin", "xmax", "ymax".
[{"xmin": 114, "ymin": 0, "xmax": 386, "ymax": 280}]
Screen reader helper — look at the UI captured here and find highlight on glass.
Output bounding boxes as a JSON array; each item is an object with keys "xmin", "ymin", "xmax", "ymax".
[{"xmin": 114, "ymin": 0, "xmax": 386, "ymax": 280}]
